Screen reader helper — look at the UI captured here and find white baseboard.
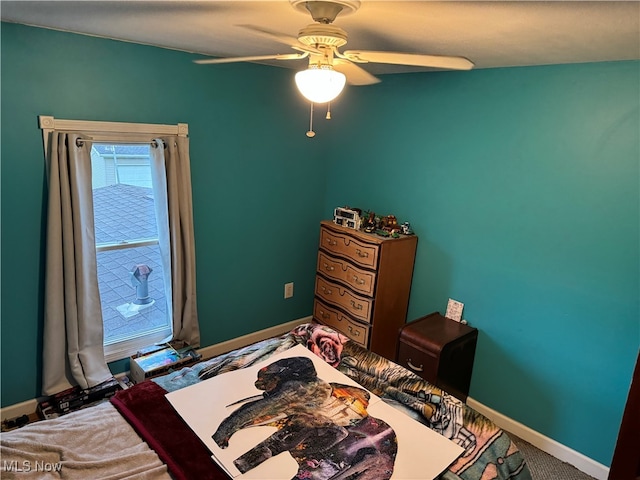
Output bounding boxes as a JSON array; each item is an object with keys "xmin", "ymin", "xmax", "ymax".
[
  {"xmin": 1, "ymin": 398, "xmax": 40, "ymax": 422},
  {"xmin": 467, "ymin": 397, "xmax": 610, "ymax": 480},
  {"xmin": 197, "ymin": 316, "xmax": 312, "ymax": 360},
  {"xmin": 1, "ymin": 316, "xmax": 312, "ymax": 422}
]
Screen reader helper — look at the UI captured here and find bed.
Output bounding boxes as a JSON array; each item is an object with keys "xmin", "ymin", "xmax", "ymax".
[{"xmin": 0, "ymin": 323, "xmax": 532, "ymax": 480}]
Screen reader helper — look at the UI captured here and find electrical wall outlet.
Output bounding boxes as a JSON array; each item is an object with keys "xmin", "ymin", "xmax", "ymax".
[{"xmin": 284, "ymin": 282, "xmax": 294, "ymax": 299}]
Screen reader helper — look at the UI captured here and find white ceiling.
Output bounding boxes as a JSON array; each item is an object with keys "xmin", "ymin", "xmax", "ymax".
[{"xmin": 2, "ymin": 1, "xmax": 639, "ymax": 76}]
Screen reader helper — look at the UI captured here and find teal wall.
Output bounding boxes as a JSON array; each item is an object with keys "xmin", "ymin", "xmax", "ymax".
[
  {"xmin": 2, "ymin": 22, "xmax": 638, "ymax": 468},
  {"xmin": 1, "ymin": 23, "xmax": 328, "ymax": 406},
  {"xmin": 322, "ymin": 63, "xmax": 639, "ymax": 466}
]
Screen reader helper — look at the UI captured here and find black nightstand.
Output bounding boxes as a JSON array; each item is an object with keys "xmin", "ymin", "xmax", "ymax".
[{"xmin": 397, "ymin": 312, "xmax": 478, "ymax": 402}]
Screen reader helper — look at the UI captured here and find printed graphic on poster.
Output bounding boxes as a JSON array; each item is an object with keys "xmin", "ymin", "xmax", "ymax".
[{"xmin": 166, "ymin": 344, "xmax": 463, "ymax": 479}]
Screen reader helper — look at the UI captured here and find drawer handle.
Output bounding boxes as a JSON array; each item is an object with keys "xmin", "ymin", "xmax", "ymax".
[
  {"xmin": 353, "ymin": 275, "xmax": 365, "ymax": 285},
  {"xmin": 321, "ymin": 286, "xmax": 333, "ymax": 295},
  {"xmin": 318, "ymin": 310, "xmax": 330, "ymax": 319},
  {"xmin": 347, "ymin": 326, "xmax": 361, "ymax": 337},
  {"xmin": 326, "ymin": 238, "xmax": 337, "ymax": 246},
  {"xmin": 355, "ymin": 249, "xmax": 369, "ymax": 258},
  {"xmin": 323, "ymin": 263, "xmax": 335, "ymax": 272},
  {"xmin": 350, "ymin": 300, "xmax": 363, "ymax": 310},
  {"xmin": 406, "ymin": 359, "xmax": 424, "ymax": 372}
]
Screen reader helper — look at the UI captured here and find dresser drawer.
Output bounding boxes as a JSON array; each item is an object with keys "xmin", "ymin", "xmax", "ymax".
[
  {"xmin": 314, "ymin": 276, "xmax": 373, "ymax": 323},
  {"xmin": 319, "ymin": 226, "xmax": 379, "ymax": 270},
  {"xmin": 397, "ymin": 341, "xmax": 438, "ymax": 382},
  {"xmin": 313, "ymin": 299, "xmax": 369, "ymax": 347},
  {"xmin": 317, "ymin": 251, "xmax": 376, "ymax": 296}
]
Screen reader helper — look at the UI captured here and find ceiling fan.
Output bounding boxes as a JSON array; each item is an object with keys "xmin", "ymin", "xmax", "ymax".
[{"xmin": 194, "ymin": 0, "xmax": 474, "ymax": 135}]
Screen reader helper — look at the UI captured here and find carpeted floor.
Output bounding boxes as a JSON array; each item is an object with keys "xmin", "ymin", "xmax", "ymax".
[{"xmin": 510, "ymin": 433, "xmax": 598, "ymax": 480}]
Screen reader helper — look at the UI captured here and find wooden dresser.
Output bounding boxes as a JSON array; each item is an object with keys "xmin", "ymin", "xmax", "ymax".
[{"xmin": 312, "ymin": 220, "xmax": 418, "ymax": 360}]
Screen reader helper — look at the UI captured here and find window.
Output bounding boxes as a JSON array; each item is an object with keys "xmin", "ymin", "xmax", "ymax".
[
  {"xmin": 91, "ymin": 144, "xmax": 172, "ymax": 358},
  {"xmin": 40, "ymin": 116, "xmax": 192, "ymax": 364}
]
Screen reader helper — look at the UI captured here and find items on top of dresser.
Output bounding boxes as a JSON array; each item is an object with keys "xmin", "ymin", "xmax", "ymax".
[
  {"xmin": 333, "ymin": 206, "xmax": 415, "ymax": 238},
  {"xmin": 333, "ymin": 207, "xmax": 362, "ymax": 230}
]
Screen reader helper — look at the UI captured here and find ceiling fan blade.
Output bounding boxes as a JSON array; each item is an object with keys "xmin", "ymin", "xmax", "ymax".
[
  {"xmin": 333, "ymin": 59, "xmax": 380, "ymax": 86},
  {"xmin": 238, "ymin": 24, "xmax": 321, "ymax": 55},
  {"xmin": 194, "ymin": 53, "xmax": 307, "ymax": 65},
  {"xmin": 343, "ymin": 51, "xmax": 474, "ymax": 71}
]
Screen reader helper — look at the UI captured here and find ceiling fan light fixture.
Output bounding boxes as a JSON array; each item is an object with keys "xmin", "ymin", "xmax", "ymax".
[{"xmin": 295, "ymin": 64, "xmax": 346, "ymax": 103}]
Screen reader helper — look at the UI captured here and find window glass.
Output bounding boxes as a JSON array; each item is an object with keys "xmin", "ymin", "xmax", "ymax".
[{"xmin": 91, "ymin": 144, "xmax": 172, "ymax": 355}]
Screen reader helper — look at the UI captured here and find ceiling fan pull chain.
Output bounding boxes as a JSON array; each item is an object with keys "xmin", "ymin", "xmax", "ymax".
[
  {"xmin": 306, "ymin": 102, "xmax": 316, "ymax": 138},
  {"xmin": 326, "ymin": 102, "xmax": 332, "ymax": 120}
]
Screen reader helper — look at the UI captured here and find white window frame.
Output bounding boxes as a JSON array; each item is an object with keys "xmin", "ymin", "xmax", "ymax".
[
  {"xmin": 39, "ymin": 116, "xmax": 188, "ymax": 157},
  {"xmin": 39, "ymin": 116, "xmax": 188, "ymax": 362}
]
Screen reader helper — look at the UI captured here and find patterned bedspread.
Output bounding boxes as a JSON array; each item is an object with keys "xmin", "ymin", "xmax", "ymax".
[{"xmin": 154, "ymin": 323, "xmax": 532, "ymax": 480}]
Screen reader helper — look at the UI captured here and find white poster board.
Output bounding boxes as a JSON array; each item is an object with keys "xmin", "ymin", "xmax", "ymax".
[{"xmin": 166, "ymin": 345, "xmax": 462, "ymax": 479}]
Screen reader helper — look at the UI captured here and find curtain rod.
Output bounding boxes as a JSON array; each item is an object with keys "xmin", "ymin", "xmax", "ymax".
[{"xmin": 75, "ymin": 138, "xmax": 161, "ymax": 148}]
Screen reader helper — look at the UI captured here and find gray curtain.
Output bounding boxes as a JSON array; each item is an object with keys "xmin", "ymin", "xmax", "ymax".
[
  {"xmin": 151, "ymin": 137, "xmax": 200, "ymax": 347},
  {"xmin": 43, "ymin": 132, "xmax": 112, "ymax": 395}
]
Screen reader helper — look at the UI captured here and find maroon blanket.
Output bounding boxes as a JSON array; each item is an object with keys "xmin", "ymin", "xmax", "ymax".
[{"xmin": 110, "ymin": 381, "xmax": 229, "ymax": 480}]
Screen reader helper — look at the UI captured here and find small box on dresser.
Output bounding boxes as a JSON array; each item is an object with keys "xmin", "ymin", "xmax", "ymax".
[
  {"xmin": 313, "ymin": 220, "xmax": 418, "ymax": 361},
  {"xmin": 397, "ymin": 312, "xmax": 478, "ymax": 402}
]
